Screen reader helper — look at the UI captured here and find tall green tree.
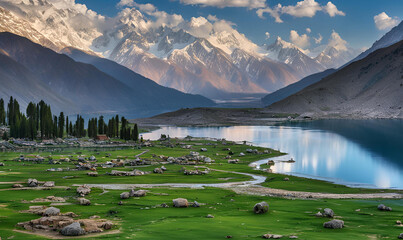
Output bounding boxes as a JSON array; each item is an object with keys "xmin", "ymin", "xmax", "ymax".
[
  {"xmin": 0, "ymin": 98, "xmax": 5, "ymax": 125},
  {"xmin": 58, "ymin": 112, "xmax": 65, "ymax": 138}
]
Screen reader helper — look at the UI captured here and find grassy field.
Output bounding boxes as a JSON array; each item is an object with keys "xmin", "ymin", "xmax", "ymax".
[{"xmin": 0, "ymin": 138, "xmax": 402, "ymax": 239}]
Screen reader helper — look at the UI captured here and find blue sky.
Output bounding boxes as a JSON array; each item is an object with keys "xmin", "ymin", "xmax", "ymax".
[{"xmin": 76, "ymin": 0, "xmax": 403, "ymax": 51}]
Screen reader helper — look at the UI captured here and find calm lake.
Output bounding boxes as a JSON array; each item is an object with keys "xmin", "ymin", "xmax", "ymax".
[{"xmin": 143, "ymin": 120, "xmax": 403, "ymax": 189}]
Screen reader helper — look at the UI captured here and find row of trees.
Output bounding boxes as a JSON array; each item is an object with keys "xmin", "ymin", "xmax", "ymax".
[
  {"xmin": 87, "ymin": 115, "xmax": 138, "ymax": 141},
  {"xmin": 0, "ymin": 97, "xmax": 138, "ymax": 141}
]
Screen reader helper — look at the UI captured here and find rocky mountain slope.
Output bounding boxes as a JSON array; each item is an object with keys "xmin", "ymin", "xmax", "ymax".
[
  {"xmin": 351, "ymin": 21, "xmax": 403, "ymax": 63},
  {"xmin": 261, "ymin": 68, "xmax": 336, "ymax": 107},
  {"xmin": 0, "ymin": 32, "xmax": 214, "ymax": 116},
  {"xmin": 266, "ymin": 40, "xmax": 403, "ymax": 118}
]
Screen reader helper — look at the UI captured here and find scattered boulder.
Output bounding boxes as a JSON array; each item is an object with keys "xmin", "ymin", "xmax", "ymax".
[
  {"xmin": 254, "ymin": 202, "xmax": 269, "ymax": 214},
  {"xmin": 79, "ymin": 198, "xmax": 91, "ymax": 206},
  {"xmin": 239, "ymin": 152, "xmax": 245, "ymax": 156},
  {"xmin": 173, "ymin": 198, "xmax": 188, "ymax": 208},
  {"xmin": 43, "ymin": 181, "xmax": 55, "ymax": 188},
  {"xmin": 102, "ymin": 221, "xmax": 113, "ymax": 230},
  {"xmin": 89, "ymin": 156, "xmax": 96, "ymax": 161},
  {"xmin": 323, "ymin": 208, "xmax": 334, "ymax": 218},
  {"xmin": 161, "ymin": 166, "xmax": 167, "ymax": 171},
  {"xmin": 12, "ymin": 184, "xmax": 23, "ymax": 188},
  {"xmin": 60, "ymin": 222, "xmax": 85, "ymax": 236},
  {"xmin": 153, "ymin": 168, "xmax": 163, "ymax": 174},
  {"xmin": 120, "ymin": 192, "xmax": 130, "ymax": 199},
  {"xmin": 77, "ymin": 185, "xmax": 91, "ymax": 196},
  {"xmin": 200, "ymin": 148, "xmax": 207, "ymax": 152},
  {"xmin": 396, "ymin": 220, "xmax": 402, "ymax": 225},
  {"xmin": 206, "ymin": 214, "xmax": 214, "ymax": 218},
  {"xmin": 323, "ymin": 219, "xmax": 344, "ymax": 229},
  {"xmin": 30, "ymin": 196, "xmax": 65, "ymax": 203},
  {"xmin": 27, "ymin": 178, "xmax": 38, "ymax": 187},
  {"xmin": 398, "ymin": 233, "xmax": 403, "ymax": 239},
  {"xmin": 87, "ymin": 172, "xmax": 98, "ymax": 177},
  {"xmin": 283, "ymin": 178, "xmax": 289, "ymax": 181},
  {"xmin": 161, "ymin": 203, "xmax": 169, "ymax": 208},
  {"xmin": 43, "ymin": 207, "xmax": 60, "ymax": 216},
  {"xmin": 262, "ymin": 234, "xmax": 283, "ymax": 239},
  {"xmin": 130, "ymin": 189, "xmax": 147, "ymax": 197},
  {"xmin": 228, "ymin": 159, "xmax": 239, "ymax": 164},
  {"xmin": 246, "ymin": 149, "xmax": 253, "ymax": 153},
  {"xmin": 0, "ymin": 162, "xmax": 4, "ymax": 166},
  {"xmin": 315, "ymin": 212, "xmax": 323, "ymax": 217},
  {"xmin": 289, "ymin": 236, "xmax": 298, "ymax": 239},
  {"xmin": 192, "ymin": 201, "xmax": 200, "ymax": 208},
  {"xmin": 378, "ymin": 204, "xmax": 392, "ymax": 211}
]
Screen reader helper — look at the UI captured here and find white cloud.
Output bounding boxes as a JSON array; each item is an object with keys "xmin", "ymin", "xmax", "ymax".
[
  {"xmin": 290, "ymin": 30, "xmax": 310, "ymax": 49},
  {"xmin": 178, "ymin": 0, "xmax": 266, "ymax": 9},
  {"xmin": 256, "ymin": 0, "xmax": 345, "ymax": 23},
  {"xmin": 374, "ymin": 12, "xmax": 400, "ymax": 30},
  {"xmin": 323, "ymin": 2, "xmax": 345, "ymax": 17},
  {"xmin": 265, "ymin": 32, "xmax": 270, "ymax": 39},
  {"xmin": 313, "ymin": 33, "xmax": 322, "ymax": 44},
  {"xmin": 256, "ymin": 5, "xmax": 283, "ymax": 23},
  {"xmin": 328, "ymin": 30, "xmax": 347, "ymax": 51},
  {"xmin": 306, "ymin": 28, "xmax": 311, "ymax": 33},
  {"xmin": 281, "ymin": 0, "xmax": 322, "ymax": 18}
]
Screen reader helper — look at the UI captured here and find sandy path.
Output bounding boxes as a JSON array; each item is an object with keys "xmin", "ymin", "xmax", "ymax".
[
  {"xmin": 74, "ymin": 168, "xmax": 403, "ymax": 199},
  {"xmin": 230, "ymin": 186, "xmax": 403, "ymax": 199}
]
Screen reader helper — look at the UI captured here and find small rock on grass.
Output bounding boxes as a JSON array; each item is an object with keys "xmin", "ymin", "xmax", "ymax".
[
  {"xmin": 254, "ymin": 202, "xmax": 269, "ymax": 214},
  {"xmin": 315, "ymin": 212, "xmax": 323, "ymax": 217},
  {"xmin": 78, "ymin": 198, "xmax": 91, "ymax": 206},
  {"xmin": 323, "ymin": 208, "xmax": 334, "ymax": 218},
  {"xmin": 323, "ymin": 219, "xmax": 344, "ymax": 229},
  {"xmin": 262, "ymin": 234, "xmax": 283, "ymax": 239},
  {"xmin": 43, "ymin": 207, "xmax": 60, "ymax": 216},
  {"xmin": 378, "ymin": 204, "xmax": 392, "ymax": 211},
  {"xmin": 120, "ymin": 192, "xmax": 130, "ymax": 199},
  {"xmin": 60, "ymin": 222, "xmax": 85, "ymax": 236},
  {"xmin": 173, "ymin": 198, "xmax": 188, "ymax": 208},
  {"xmin": 206, "ymin": 214, "xmax": 214, "ymax": 218},
  {"xmin": 398, "ymin": 233, "xmax": 403, "ymax": 239}
]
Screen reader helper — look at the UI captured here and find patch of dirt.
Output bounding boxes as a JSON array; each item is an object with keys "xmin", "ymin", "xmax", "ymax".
[{"xmin": 230, "ymin": 186, "xmax": 403, "ymax": 199}]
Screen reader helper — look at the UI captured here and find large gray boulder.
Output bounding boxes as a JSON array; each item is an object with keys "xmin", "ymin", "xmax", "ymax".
[
  {"xmin": 43, "ymin": 181, "xmax": 55, "ymax": 188},
  {"xmin": 173, "ymin": 198, "xmax": 188, "ymax": 208},
  {"xmin": 323, "ymin": 208, "xmax": 334, "ymax": 218},
  {"xmin": 77, "ymin": 185, "xmax": 91, "ymax": 196},
  {"xmin": 120, "ymin": 192, "xmax": 130, "ymax": 199},
  {"xmin": 378, "ymin": 204, "xmax": 392, "ymax": 211},
  {"xmin": 130, "ymin": 190, "xmax": 147, "ymax": 197},
  {"xmin": 43, "ymin": 207, "xmax": 60, "ymax": 216},
  {"xmin": 27, "ymin": 178, "xmax": 38, "ymax": 187},
  {"xmin": 60, "ymin": 222, "xmax": 85, "ymax": 236},
  {"xmin": 323, "ymin": 219, "xmax": 344, "ymax": 229},
  {"xmin": 79, "ymin": 198, "xmax": 91, "ymax": 206},
  {"xmin": 253, "ymin": 202, "xmax": 269, "ymax": 214},
  {"xmin": 398, "ymin": 233, "xmax": 403, "ymax": 239}
]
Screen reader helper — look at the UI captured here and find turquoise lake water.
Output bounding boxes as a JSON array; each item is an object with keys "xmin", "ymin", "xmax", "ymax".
[{"xmin": 143, "ymin": 120, "xmax": 403, "ymax": 189}]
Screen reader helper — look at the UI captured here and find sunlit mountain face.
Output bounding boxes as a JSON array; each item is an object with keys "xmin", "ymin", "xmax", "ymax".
[{"xmin": 3, "ymin": 0, "xmax": 397, "ymax": 100}]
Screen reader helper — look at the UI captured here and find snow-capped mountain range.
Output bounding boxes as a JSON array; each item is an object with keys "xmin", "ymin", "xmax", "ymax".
[{"xmin": 0, "ymin": 0, "xmax": 362, "ymax": 99}]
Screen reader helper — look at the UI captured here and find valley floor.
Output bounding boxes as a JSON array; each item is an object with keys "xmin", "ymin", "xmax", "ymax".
[{"xmin": 0, "ymin": 138, "xmax": 402, "ymax": 239}]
